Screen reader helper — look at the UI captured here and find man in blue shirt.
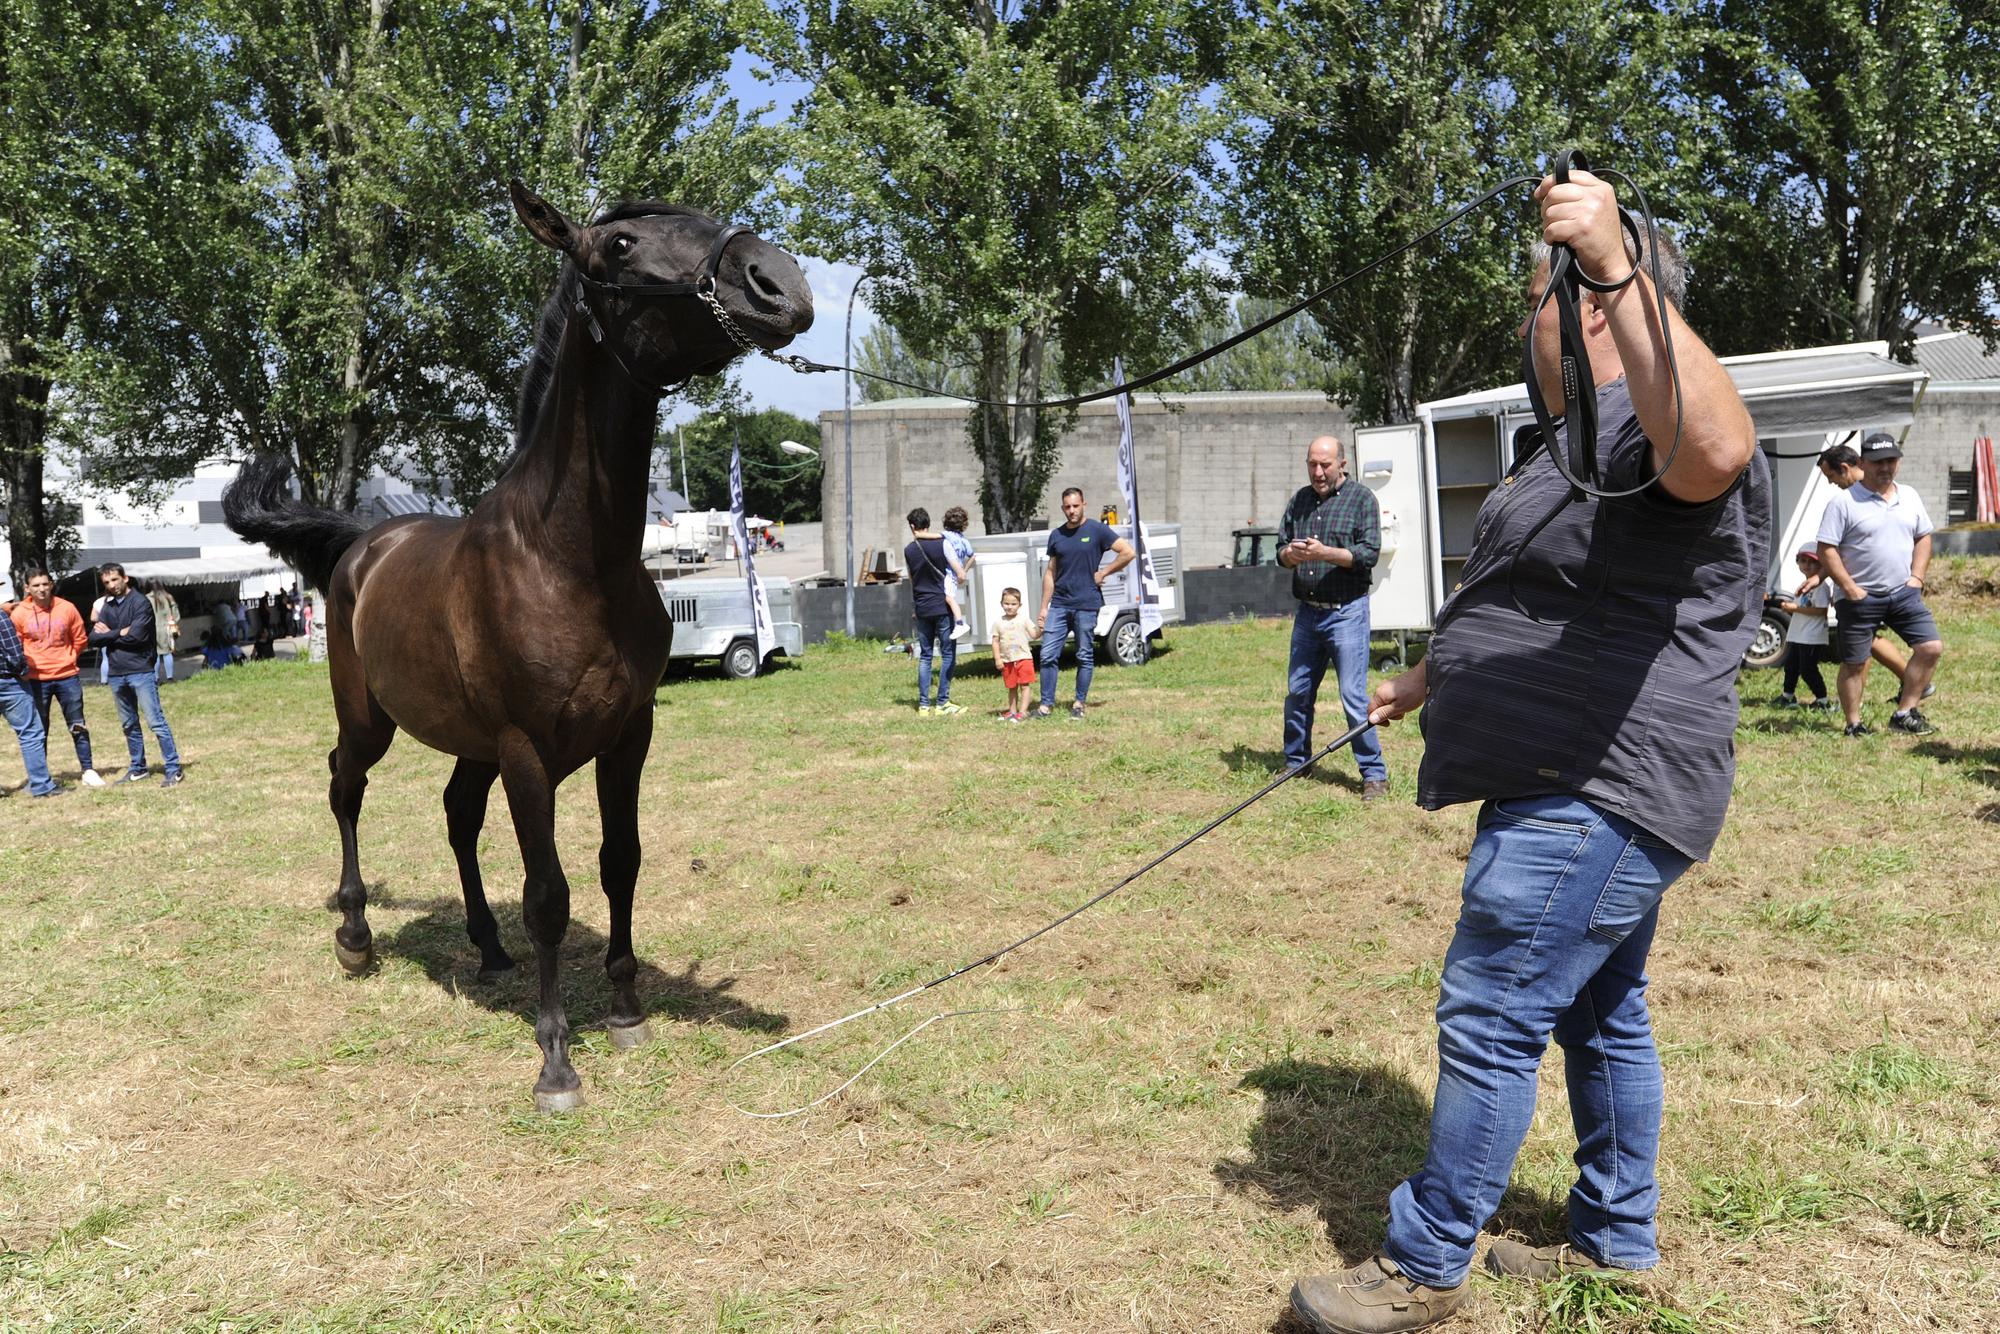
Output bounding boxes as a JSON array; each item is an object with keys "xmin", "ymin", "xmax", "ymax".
[{"xmin": 1033, "ymin": 487, "xmax": 1134, "ymax": 721}]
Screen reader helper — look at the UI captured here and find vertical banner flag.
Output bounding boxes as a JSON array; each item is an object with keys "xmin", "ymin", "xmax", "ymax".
[
  {"xmin": 729, "ymin": 427, "xmax": 778, "ymax": 664},
  {"xmin": 1112, "ymin": 358, "xmax": 1164, "ymax": 636}
]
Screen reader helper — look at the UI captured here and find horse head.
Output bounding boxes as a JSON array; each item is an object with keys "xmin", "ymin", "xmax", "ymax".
[{"xmin": 510, "ymin": 180, "xmax": 815, "ymax": 387}]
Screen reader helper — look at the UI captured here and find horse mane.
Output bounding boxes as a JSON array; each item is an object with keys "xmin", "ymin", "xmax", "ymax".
[{"xmin": 507, "ymin": 200, "xmax": 714, "ymax": 469}]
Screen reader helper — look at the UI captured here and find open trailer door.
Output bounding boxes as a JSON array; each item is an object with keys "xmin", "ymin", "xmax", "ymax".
[{"xmin": 1353, "ymin": 422, "xmax": 1431, "ymax": 640}]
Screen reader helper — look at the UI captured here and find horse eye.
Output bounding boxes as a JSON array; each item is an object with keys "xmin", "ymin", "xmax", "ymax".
[{"xmin": 612, "ymin": 235, "xmax": 633, "ymax": 254}]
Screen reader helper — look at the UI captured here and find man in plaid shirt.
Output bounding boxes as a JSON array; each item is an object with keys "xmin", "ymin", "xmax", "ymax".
[
  {"xmin": 1278, "ymin": 433, "xmax": 1386, "ymax": 799},
  {"xmin": 0, "ymin": 580, "xmax": 61, "ymax": 797}
]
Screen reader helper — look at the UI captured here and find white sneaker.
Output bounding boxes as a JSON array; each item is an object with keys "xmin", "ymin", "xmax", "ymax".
[
  {"xmin": 950, "ymin": 620, "xmax": 971, "ymax": 642},
  {"xmin": 80, "ymin": 770, "xmax": 107, "ymax": 788}
]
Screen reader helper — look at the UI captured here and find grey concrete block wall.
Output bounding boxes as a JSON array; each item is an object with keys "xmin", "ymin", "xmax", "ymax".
[
  {"xmin": 816, "ymin": 383, "xmax": 2000, "ymax": 588},
  {"xmin": 1902, "ymin": 387, "xmax": 2000, "ymax": 521},
  {"xmin": 818, "ymin": 392, "xmax": 1353, "ymax": 575}
]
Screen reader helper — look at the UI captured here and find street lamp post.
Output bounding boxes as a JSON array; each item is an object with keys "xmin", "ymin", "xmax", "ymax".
[{"xmin": 843, "ymin": 272, "xmax": 870, "ymax": 639}]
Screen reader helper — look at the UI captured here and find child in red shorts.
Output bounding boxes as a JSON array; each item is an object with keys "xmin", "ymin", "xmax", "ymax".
[{"xmin": 990, "ymin": 587, "xmax": 1036, "ymax": 721}]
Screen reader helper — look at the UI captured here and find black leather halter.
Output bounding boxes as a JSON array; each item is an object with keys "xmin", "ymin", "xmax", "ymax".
[{"xmin": 565, "ymin": 223, "xmax": 757, "ymax": 392}]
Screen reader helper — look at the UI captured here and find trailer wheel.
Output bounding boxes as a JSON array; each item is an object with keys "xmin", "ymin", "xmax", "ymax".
[
  {"xmin": 722, "ymin": 638, "xmax": 761, "ymax": 679},
  {"xmin": 1742, "ymin": 609, "xmax": 1788, "ymax": 671},
  {"xmin": 1104, "ymin": 613, "xmax": 1150, "ymax": 667}
]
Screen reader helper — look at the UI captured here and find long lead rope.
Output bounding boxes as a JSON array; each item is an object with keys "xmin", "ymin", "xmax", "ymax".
[
  {"xmin": 742, "ymin": 178, "xmax": 1543, "ymax": 409},
  {"xmin": 727, "ymin": 717, "xmax": 1377, "ymax": 1118}
]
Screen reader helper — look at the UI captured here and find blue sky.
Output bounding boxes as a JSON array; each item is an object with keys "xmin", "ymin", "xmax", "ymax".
[{"xmin": 661, "ymin": 49, "xmax": 879, "ymax": 435}]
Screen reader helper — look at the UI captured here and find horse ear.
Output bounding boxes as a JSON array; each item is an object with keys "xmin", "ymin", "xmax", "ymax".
[{"xmin": 510, "ymin": 179, "xmax": 578, "ymax": 254}]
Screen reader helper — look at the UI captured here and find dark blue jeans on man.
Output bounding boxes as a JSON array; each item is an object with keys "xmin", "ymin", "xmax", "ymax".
[
  {"xmin": 0, "ymin": 676, "xmax": 57, "ymax": 796},
  {"xmin": 33, "ymin": 676, "xmax": 95, "ymax": 772},
  {"xmin": 913, "ymin": 612, "xmax": 956, "ymax": 707},
  {"xmin": 1383, "ymin": 794, "xmax": 1695, "ymax": 1286},
  {"xmin": 1037, "ymin": 604, "xmax": 1097, "ymax": 709},
  {"xmin": 1282, "ymin": 596, "xmax": 1385, "ymax": 781},
  {"xmin": 109, "ymin": 672, "xmax": 183, "ymax": 779}
]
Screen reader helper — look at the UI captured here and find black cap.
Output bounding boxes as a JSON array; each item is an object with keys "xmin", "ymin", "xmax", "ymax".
[{"xmin": 1860, "ymin": 431, "xmax": 1902, "ymax": 460}]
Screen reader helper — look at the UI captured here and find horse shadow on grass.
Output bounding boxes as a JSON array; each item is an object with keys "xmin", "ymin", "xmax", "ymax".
[
  {"xmin": 365, "ymin": 888, "xmax": 787, "ymax": 1035},
  {"xmin": 1219, "ymin": 745, "xmax": 1361, "ymax": 792},
  {"xmin": 1216, "ymin": 1057, "xmax": 1565, "ymax": 1330}
]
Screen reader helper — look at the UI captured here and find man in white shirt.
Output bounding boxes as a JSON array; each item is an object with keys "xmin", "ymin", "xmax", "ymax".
[{"xmin": 1816, "ymin": 432, "xmax": 1943, "ymax": 736}]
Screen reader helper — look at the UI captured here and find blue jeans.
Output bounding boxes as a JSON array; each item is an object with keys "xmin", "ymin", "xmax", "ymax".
[
  {"xmin": 109, "ymin": 672, "xmax": 183, "ymax": 778},
  {"xmin": 914, "ymin": 612, "xmax": 955, "ymax": 706},
  {"xmin": 0, "ymin": 677, "xmax": 57, "ymax": 795},
  {"xmin": 33, "ymin": 676, "xmax": 94, "ymax": 772},
  {"xmin": 1037, "ymin": 604, "xmax": 1097, "ymax": 709},
  {"xmin": 1283, "ymin": 597, "xmax": 1385, "ymax": 781},
  {"xmin": 1384, "ymin": 794, "xmax": 1694, "ymax": 1286}
]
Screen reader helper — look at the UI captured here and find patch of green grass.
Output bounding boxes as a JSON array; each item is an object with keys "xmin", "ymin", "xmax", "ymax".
[
  {"xmin": 1370, "ymin": 958, "xmax": 1442, "ymax": 992},
  {"xmin": 1804, "ymin": 842, "xmax": 1917, "ymax": 891},
  {"xmin": 1892, "ymin": 1183, "xmax": 2000, "ymax": 1249},
  {"xmin": 1752, "ymin": 894, "xmax": 1857, "ymax": 945},
  {"xmin": 1833, "ymin": 1042, "xmax": 1958, "ymax": 1102},
  {"xmin": 1124, "ymin": 1072, "xmax": 1219, "ymax": 1110},
  {"xmin": 1534, "ymin": 1272, "xmax": 1731, "ymax": 1333},
  {"xmin": 1016, "ymin": 1181, "xmax": 1069, "ymax": 1223},
  {"xmin": 1693, "ymin": 1166, "xmax": 1841, "ymax": 1238}
]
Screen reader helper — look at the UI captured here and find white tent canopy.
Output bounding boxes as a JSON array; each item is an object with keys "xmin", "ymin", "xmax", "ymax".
[{"xmin": 113, "ymin": 552, "xmax": 292, "ymax": 585}]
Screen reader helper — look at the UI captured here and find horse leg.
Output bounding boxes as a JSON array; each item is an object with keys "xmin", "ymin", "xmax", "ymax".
[
  {"xmin": 327, "ymin": 706, "xmax": 395, "ymax": 975},
  {"xmin": 595, "ymin": 712, "xmax": 655, "ymax": 1049},
  {"xmin": 443, "ymin": 758, "xmax": 513, "ymax": 981},
  {"xmin": 498, "ymin": 729, "xmax": 581, "ymax": 1112}
]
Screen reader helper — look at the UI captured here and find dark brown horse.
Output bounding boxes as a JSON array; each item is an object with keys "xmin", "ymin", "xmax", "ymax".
[{"xmin": 224, "ymin": 181, "xmax": 814, "ymax": 1109}]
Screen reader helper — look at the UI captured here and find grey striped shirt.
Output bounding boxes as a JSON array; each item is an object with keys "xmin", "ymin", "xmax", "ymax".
[{"xmin": 1416, "ymin": 379, "xmax": 1771, "ymax": 860}]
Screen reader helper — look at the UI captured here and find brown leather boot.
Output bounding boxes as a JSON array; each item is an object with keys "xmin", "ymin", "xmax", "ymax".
[
  {"xmin": 1482, "ymin": 1238, "xmax": 1631, "ymax": 1282},
  {"xmin": 1289, "ymin": 1253, "xmax": 1468, "ymax": 1333}
]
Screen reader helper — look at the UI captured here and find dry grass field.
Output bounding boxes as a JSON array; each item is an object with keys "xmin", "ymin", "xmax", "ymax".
[{"xmin": 2, "ymin": 558, "xmax": 1996, "ymax": 1332}]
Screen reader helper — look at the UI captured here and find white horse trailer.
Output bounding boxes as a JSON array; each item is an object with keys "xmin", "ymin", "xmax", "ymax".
[
  {"xmin": 1353, "ymin": 341, "xmax": 1927, "ymax": 667},
  {"xmin": 959, "ymin": 522, "xmax": 1185, "ymax": 667},
  {"xmin": 655, "ymin": 574, "xmax": 805, "ymax": 679}
]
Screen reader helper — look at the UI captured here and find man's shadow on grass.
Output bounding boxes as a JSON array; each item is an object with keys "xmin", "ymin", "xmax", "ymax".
[
  {"xmin": 363, "ymin": 887, "xmax": 787, "ymax": 1034},
  {"xmin": 1216, "ymin": 1057, "xmax": 1564, "ymax": 1307},
  {"xmin": 1219, "ymin": 745, "xmax": 1361, "ymax": 793},
  {"xmin": 1911, "ymin": 739, "xmax": 2000, "ymax": 791}
]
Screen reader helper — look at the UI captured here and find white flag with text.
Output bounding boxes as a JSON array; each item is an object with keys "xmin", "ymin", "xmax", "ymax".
[{"xmin": 1113, "ymin": 358, "xmax": 1163, "ymax": 636}]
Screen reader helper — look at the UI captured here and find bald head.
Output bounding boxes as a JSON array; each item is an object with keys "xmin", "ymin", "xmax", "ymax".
[{"xmin": 1307, "ymin": 434, "xmax": 1347, "ymax": 497}]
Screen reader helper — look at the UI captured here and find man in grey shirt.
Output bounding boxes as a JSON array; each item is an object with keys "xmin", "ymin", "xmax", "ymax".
[
  {"xmin": 1289, "ymin": 172, "xmax": 1765, "ymax": 1334},
  {"xmin": 1816, "ymin": 431, "xmax": 1942, "ymax": 736}
]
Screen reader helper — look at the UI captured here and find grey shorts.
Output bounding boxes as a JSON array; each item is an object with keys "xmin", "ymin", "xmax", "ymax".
[{"xmin": 1835, "ymin": 586, "xmax": 1940, "ymax": 665}]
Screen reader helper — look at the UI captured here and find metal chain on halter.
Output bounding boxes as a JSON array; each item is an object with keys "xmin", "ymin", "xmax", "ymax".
[{"xmin": 697, "ymin": 278, "xmax": 820, "ymax": 375}]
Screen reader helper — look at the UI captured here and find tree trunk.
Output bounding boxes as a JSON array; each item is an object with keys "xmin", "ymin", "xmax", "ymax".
[
  {"xmin": 0, "ymin": 332, "xmax": 57, "ymax": 587},
  {"xmin": 1389, "ymin": 281, "xmax": 1421, "ymax": 424},
  {"xmin": 1011, "ymin": 325, "xmax": 1046, "ymax": 522},
  {"xmin": 972, "ymin": 330, "xmax": 1017, "ymax": 530}
]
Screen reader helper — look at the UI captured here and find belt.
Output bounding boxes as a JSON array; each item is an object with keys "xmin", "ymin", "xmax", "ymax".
[{"xmin": 1299, "ymin": 596, "xmax": 1358, "ymax": 610}]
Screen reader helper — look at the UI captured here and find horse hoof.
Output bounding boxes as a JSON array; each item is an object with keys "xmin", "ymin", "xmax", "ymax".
[
  {"xmin": 477, "ymin": 962, "xmax": 516, "ymax": 984},
  {"xmin": 335, "ymin": 941, "xmax": 375, "ymax": 975},
  {"xmin": 607, "ymin": 1020, "xmax": 652, "ymax": 1051},
  {"xmin": 533, "ymin": 1086, "xmax": 584, "ymax": 1114}
]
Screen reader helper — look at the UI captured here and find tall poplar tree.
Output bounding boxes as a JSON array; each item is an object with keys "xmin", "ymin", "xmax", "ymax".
[
  {"xmin": 0, "ymin": 0, "xmax": 237, "ymax": 584},
  {"xmin": 771, "ymin": 0, "xmax": 1232, "ymax": 531},
  {"xmin": 1684, "ymin": 0, "xmax": 2000, "ymax": 358}
]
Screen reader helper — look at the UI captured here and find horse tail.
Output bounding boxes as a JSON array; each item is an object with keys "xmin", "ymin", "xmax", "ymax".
[{"xmin": 221, "ymin": 455, "xmax": 370, "ymax": 593}]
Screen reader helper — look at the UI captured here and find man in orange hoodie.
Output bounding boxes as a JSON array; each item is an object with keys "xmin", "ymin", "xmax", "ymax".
[{"xmin": 11, "ymin": 570, "xmax": 103, "ymax": 787}]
